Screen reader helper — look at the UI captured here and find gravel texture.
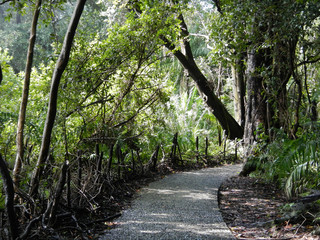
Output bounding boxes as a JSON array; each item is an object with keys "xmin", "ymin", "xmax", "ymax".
[{"xmin": 100, "ymin": 164, "xmax": 242, "ymax": 240}]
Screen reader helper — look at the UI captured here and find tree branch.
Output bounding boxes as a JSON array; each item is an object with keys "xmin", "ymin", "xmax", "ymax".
[
  {"xmin": 112, "ymin": 91, "xmax": 159, "ymax": 128},
  {"xmin": 178, "ymin": 14, "xmax": 196, "ymax": 65},
  {"xmin": 65, "ymin": 97, "xmax": 113, "ymax": 118},
  {"xmin": 0, "ymin": 64, "xmax": 2, "ymax": 85},
  {"xmin": 160, "ymin": 31, "xmax": 243, "ymax": 139},
  {"xmin": 297, "ymin": 55, "xmax": 320, "ymax": 66},
  {"xmin": 0, "ymin": 0, "xmax": 14, "ymax": 5},
  {"xmin": 212, "ymin": 0, "xmax": 223, "ymax": 14}
]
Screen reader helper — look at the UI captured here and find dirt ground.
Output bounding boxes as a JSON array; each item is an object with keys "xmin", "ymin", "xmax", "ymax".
[{"xmin": 219, "ymin": 176, "xmax": 320, "ymax": 240}]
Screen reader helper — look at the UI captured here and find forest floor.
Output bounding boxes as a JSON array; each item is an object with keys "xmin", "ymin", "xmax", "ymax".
[
  {"xmin": 219, "ymin": 176, "xmax": 320, "ymax": 239},
  {"xmin": 66, "ymin": 162, "xmax": 320, "ymax": 240},
  {"xmin": 17, "ymin": 159, "xmax": 320, "ymax": 239}
]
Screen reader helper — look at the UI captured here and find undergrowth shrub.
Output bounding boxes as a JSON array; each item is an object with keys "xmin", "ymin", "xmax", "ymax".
[{"xmin": 255, "ymin": 124, "xmax": 320, "ymax": 199}]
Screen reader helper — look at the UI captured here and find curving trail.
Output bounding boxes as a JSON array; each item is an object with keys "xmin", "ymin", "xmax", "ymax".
[{"xmin": 100, "ymin": 164, "xmax": 242, "ymax": 240}]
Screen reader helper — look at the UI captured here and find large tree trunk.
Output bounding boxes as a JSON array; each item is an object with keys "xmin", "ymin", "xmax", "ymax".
[
  {"xmin": 271, "ymin": 40, "xmax": 297, "ymax": 132},
  {"xmin": 244, "ymin": 48, "xmax": 268, "ymax": 146},
  {"xmin": 161, "ymin": 14, "xmax": 243, "ymax": 139},
  {"xmin": 29, "ymin": 0, "xmax": 87, "ymax": 197},
  {"xmin": 244, "ymin": 43, "xmax": 294, "ymax": 145},
  {"xmin": 183, "ymin": 57, "xmax": 244, "ymax": 139},
  {"xmin": 13, "ymin": 0, "xmax": 42, "ymax": 189},
  {"xmin": 232, "ymin": 55, "xmax": 246, "ymax": 128}
]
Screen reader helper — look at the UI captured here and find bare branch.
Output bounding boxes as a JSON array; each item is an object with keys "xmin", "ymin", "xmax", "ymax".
[
  {"xmin": 18, "ymin": 216, "xmax": 41, "ymax": 240},
  {"xmin": 65, "ymin": 97, "xmax": 113, "ymax": 118},
  {"xmin": 0, "ymin": 0, "xmax": 14, "ymax": 5},
  {"xmin": 178, "ymin": 14, "xmax": 196, "ymax": 65},
  {"xmin": 0, "ymin": 64, "xmax": 2, "ymax": 85},
  {"xmin": 212, "ymin": 0, "xmax": 222, "ymax": 14},
  {"xmin": 112, "ymin": 91, "xmax": 159, "ymax": 128},
  {"xmin": 297, "ymin": 55, "xmax": 320, "ymax": 67},
  {"xmin": 189, "ymin": 33, "xmax": 213, "ymax": 50}
]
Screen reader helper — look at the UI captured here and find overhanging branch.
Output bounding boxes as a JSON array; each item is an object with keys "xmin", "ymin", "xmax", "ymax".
[
  {"xmin": 297, "ymin": 55, "xmax": 320, "ymax": 66},
  {"xmin": 0, "ymin": 0, "xmax": 13, "ymax": 5}
]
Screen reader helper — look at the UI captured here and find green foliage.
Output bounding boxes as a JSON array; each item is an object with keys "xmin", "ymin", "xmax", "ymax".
[
  {"xmin": 0, "ymin": 48, "xmax": 21, "ymax": 162},
  {"xmin": 2, "ymin": 1, "xmax": 320, "ymax": 238},
  {"xmin": 255, "ymin": 126, "xmax": 320, "ymax": 199},
  {"xmin": 0, "ymin": 0, "xmax": 234, "ymax": 171}
]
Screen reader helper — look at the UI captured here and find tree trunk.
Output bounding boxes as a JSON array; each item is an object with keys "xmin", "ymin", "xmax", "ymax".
[
  {"xmin": 29, "ymin": 0, "xmax": 87, "ymax": 197},
  {"xmin": 0, "ymin": 64, "xmax": 2, "ymax": 84},
  {"xmin": 271, "ymin": 40, "xmax": 296, "ymax": 132},
  {"xmin": 170, "ymin": 48, "xmax": 243, "ymax": 139},
  {"xmin": 15, "ymin": 6, "xmax": 21, "ymax": 25},
  {"xmin": 0, "ymin": 7, "xmax": 4, "ymax": 20},
  {"xmin": 0, "ymin": 154, "xmax": 19, "ymax": 240},
  {"xmin": 161, "ymin": 14, "xmax": 243, "ymax": 139},
  {"xmin": 232, "ymin": 55, "xmax": 246, "ymax": 127},
  {"xmin": 244, "ymin": 48, "xmax": 268, "ymax": 146},
  {"xmin": 14, "ymin": 0, "xmax": 42, "ymax": 189},
  {"xmin": 107, "ymin": 144, "xmax": 114, "ymax": 178}
]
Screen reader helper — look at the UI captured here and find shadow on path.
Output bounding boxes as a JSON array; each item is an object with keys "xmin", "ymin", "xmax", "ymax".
[{"xmin": 100, "ymin": 164, "xmax": 242, "ymax": 240}]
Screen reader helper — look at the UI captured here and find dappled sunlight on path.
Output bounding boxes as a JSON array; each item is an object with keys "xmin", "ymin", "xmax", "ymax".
[{"xmin": 100, "ymin": 164, "xmax": 242, "ymax": 240}]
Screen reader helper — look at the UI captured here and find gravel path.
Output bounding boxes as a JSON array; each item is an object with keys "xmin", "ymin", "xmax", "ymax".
[{"xmin": 100, "ymin": 164, "xmax": 242, "ymax": 240}]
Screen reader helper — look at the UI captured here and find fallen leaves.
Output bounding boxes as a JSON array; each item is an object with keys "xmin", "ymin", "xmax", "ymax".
[{"xmin": 219, "ymin": 176, "xmax": 318, "ymax": 239}]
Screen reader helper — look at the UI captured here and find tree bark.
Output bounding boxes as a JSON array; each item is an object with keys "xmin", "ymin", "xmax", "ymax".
[
  {"xmin": 161, "ymin": 14, "xmax": 243, "ymax": 139},
  {"xmin": 107, "ymin": 144, "xmax": 114, "ymax": 178},
  {"xmin": 0, "ymin": 154, "xmax": 19, "ymax": 240},
  {"xmin": 29, "ymin": 0, "xmax": 87, "ymax": 197},
  {"xmin": 271, "ymin": 40, "xmax": 297, "ymax": 131},
  {"xmin": 13, "ymin": 0, "xmax": 42, "ymax": 189},
  {"xmin": 169, "ymin": 46, "xmax": 243, "ymax": 139},
  {"xmin": 232, "ymin": 55, "xmax": 246, "ymax": 127},
  {"xmin": 0, "ymin": 64, "xmax": 2, "ymax": 84},
  {"xmin": 0, "ymin": 6, "xmax": 4, "ymax": 20},
  {"xmin": 244, "ymin": 48, "xmax": 268, "ymax": 146}
]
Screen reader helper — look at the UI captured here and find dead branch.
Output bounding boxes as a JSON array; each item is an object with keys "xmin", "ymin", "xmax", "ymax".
[
  {"xmin": 48, "ymin": 162, "xmax": 68, "ymax": 226},
  {"xmin": 297, "ymin": 55, "xmax": 320, "ymax": 66},
  {"xmin": 107, "ymin": 144, "xmax": 114, "ymax": 178},
  {"xmin": 297, "ymin": 193, "xmax": 320, "ymax": 204},
  {"xmin": 145, "ymin": 145, "xmax": 160, "ymax": 172},
  {"xmin": 86, "ymin": 213, "xmax": 121, "ymax": 226},
  {"xmin": 0, "ymin": 64, "xmax": 2, "ymax": 84},
  {"xmin": 112, "ymin": 92, "xmax": 158, "ymax": 128},
  {"xmin": 18, "ymin": 216, "xmax": 41, "ymax": 240},
  {"xmin": 0, "ymin": 0, "xmax": 13, "ymax": 5}
]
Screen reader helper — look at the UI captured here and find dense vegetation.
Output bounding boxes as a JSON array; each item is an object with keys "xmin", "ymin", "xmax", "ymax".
[{"xmin": 0, "ymin": 0, "xmax": 320, "ymax": 239}]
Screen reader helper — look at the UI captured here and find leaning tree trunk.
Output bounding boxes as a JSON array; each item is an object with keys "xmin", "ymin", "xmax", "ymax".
[
  {"xmin": 29, "ymin": 0, "xmax": 87, "ymax": 197},
  {"xmin": 13, "ymin": 0, "xmax": 42, "ymax": 189},
  {"xmin": 161, "ymin": 14, "xmax": 243, "ymax": 139}
]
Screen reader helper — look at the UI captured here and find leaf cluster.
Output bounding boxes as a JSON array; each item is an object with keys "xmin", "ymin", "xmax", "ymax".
[{"xmin": 254, "ymin": 126, "xmax": 320, "ymax": 199}]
